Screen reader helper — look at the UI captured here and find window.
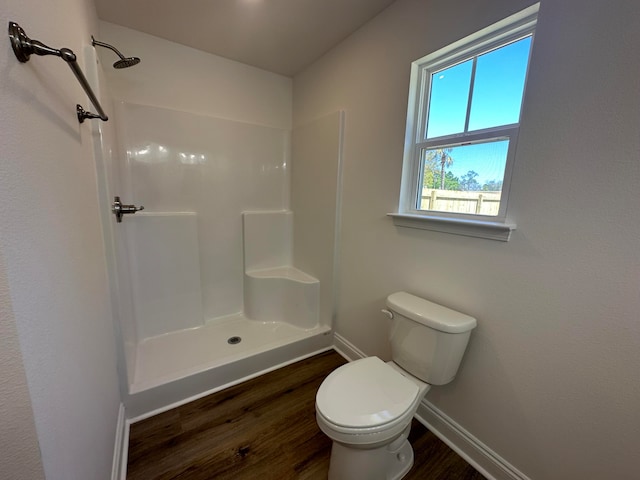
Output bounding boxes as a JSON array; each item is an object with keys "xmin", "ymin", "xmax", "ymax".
[{"xmin": 391, "ymin": 4, "xmax": 538, "ymax": 241}]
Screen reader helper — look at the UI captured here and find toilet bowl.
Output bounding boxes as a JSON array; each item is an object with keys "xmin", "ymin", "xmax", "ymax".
[
  {"xmin": 316, "ymin": 357, "xmax": 430, "ymax": 480},
  {"xmin": 316, "ymin": 292, "xmax": 476, "ymax": 480}
]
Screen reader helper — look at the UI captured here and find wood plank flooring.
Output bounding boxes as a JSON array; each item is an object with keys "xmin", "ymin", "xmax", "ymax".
[{"xmin": 127, "ymin": 350, "xmax": 485, "ymax": 479}]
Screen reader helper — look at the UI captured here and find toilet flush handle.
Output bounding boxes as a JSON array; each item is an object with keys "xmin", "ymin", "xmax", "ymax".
[{"xmin": 381, "ymin": 309, "xmax": 394, "ymax": 320}]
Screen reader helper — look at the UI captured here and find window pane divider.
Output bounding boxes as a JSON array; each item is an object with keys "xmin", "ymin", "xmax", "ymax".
[
  {"xmin": 463, "ymin": 57, "xmax": 477, "ymax": 133},
  {"xmin": 417, "ymin": 125, "xmax": 519, "ymax": 149}
]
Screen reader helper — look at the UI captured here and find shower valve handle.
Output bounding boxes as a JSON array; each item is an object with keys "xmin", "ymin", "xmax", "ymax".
[{"xmin": 112, "ymin": 196, "xmax": 144, "ymax": 223}]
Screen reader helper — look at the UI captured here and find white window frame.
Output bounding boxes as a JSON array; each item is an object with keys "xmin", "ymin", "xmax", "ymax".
[{"xmin": 390, "ymin": 4, "xmax": 539, "ymax": 241}]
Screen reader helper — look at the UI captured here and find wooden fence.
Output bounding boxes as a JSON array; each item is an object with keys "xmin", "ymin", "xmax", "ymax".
[{"xmin": 420, "ymin": 189, "xmax": 501, "ymax": 216}]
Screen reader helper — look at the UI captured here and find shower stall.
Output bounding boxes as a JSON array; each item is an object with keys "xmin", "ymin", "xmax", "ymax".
[{"xmin": 87, "ymin": 32, "xmax": 344, "ymax": 418}]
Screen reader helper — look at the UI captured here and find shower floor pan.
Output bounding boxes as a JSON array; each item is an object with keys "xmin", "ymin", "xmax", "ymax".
[{"xmin": 126, "ymin": 314, "xmax": 332, "ymax": 419}]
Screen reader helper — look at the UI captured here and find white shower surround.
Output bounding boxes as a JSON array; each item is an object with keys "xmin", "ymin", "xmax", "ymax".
[
  {"xmin": 117, "ymin": 102, "xmax": 291, "ymax": 329},
  {"xmin": 243, "ymin": 210, "xmax": 320, "ymax": 329},
  {"xmin": 103, "ymin": 102, "xmax": 335, "ymax": 415},
  {"xmin": 94, "ymin": 25, "xmax": 343, "ymax": 419}
]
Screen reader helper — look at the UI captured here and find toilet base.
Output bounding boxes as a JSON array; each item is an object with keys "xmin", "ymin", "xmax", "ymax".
[{"xmin": 327, "ymin": 425, "xmax": 414, "ymax": 480}]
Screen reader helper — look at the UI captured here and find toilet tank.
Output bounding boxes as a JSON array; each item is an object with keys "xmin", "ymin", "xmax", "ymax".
[{"xmin": 387, "ymin": 292, "xmax": 477, "ymax": 385}]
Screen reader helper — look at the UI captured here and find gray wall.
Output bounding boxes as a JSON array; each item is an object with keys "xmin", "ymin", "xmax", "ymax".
[
  {"xmin": 0, "ymin": 0, "xmax": 122, "ymax": 478},
  {"xmin": 293, "ymin": 0, "xmax": 640, "ymax": 478}
]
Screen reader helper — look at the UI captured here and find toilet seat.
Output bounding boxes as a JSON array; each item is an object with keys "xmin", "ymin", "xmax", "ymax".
[
  {"xmin": 317, "ymin": 357, "xmax": 419, "ymax": 428},
  {"xmin": 316, "ymin": 357, "xmax": 427, "ymax": 446}
]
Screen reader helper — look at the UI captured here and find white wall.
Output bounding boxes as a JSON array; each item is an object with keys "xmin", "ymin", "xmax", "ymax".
[
  {"xmin": 0, "ymin": 1, "xmax": 122, "ymax": 479},
  {"xmin": 97, "ymin": 21, "xmax": 292, "ymax": 129},
  {"xmin": 294, "ymin": 0, "xmax": 640, "ymax": 478},
  {"xmin": 0, "ymin": 254, "xmax": 44, "ymax": 480}
]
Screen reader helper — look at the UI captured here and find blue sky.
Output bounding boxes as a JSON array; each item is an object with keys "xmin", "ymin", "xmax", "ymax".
[
  {"xmin": 444, "ymin": 141, "xmax": 509, "ymax": 184},
  {"xmin": 424, "ymin": 36, "xmax": 531, "ymax": 185}
]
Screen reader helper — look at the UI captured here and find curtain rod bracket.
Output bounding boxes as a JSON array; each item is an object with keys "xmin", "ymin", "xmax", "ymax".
[
  {"xmin": 77, "ymin": 104, "xmax": 104, "ymax": 123},
  {"xmin": 8, "ymin": 21, "xmax": 109, "ymax": 123}
]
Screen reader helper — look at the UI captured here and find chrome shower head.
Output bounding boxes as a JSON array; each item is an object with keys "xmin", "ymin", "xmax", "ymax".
[
  {"xmin": 113, "ymin": 56, "xmax": 141, "ymax": 69},
  {"xmin": 91, "ymin": 36, "xmax": 140, "ymax": 69}
]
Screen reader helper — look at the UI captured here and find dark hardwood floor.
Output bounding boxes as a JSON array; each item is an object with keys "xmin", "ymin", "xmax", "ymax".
[{"xmin": 127, "ymin": 350, "xmax": 485, "ymax": 479}]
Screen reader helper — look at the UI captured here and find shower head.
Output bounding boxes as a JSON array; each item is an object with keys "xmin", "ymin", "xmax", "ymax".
[
  {"xmin": 113, "ymin": 56, "xmax": 141, "ymax": 69},
  {"xmin": 91, "ymin": 36, "xmax": 140, "ymax": 69}
]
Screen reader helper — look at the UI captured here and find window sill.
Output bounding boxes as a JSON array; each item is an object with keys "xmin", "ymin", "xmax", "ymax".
[{"xmin": 388, "ymin": 212, "xmax": 516, "ymax": 242}]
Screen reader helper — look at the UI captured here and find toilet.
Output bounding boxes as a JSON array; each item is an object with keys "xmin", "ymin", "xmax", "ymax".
[{"xmin": 315, "ymin": 291, "xmax": 477, "ymax": 480}]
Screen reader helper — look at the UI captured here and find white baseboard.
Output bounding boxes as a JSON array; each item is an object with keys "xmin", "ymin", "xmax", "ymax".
[
  {"xmin": 111, "ymin": 404, "xmax": 129, "ymax": 480},
  {"xmin": 332, "ymin": 333, "xmax": 528, "ymax": 480},
  {"xmin": 333, "ymin": 332, "xmax": 367, "ymax": 361},
  {"xmin": 416, "ymin": 402, "xmax": 530, "ymax": 480}
]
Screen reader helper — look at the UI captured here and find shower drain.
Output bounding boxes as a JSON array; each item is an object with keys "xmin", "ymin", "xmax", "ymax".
[{"xmin": 227, "ymin": 336, "xmax": 242, "ymax": 345}]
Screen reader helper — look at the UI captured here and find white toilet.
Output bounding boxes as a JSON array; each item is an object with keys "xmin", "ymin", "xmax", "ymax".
[{"xmin": 315, "ymin": 291, "xmax": 477, "ymax": 480}]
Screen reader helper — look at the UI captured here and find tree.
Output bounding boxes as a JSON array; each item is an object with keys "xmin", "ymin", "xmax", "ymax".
[
  {"xmin": 422, "ymin": 152, "xmax": 438, "ymax": 188},
  {"xmin": 482, "ymin": 179, "xmax": 503, "ymax": 192},
  {"xmin": 460, "ymin": 170, "xmax": 481, "ymax": 191},
  {"xmin": 437, "ymin": 148, "xmax": 454, "ymax": 189},
  {"xmin": 433, "ymin": 171, "xmax": 460, "ymax": 190},
  {"xmin": 423, "ymin": 148, "xmax": 454, "ymax": 190}
]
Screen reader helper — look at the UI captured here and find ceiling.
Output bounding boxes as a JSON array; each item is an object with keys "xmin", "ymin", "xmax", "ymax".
[{"xmin": 94, "ymin": 0, "xmax": 397, "ymax": 77}]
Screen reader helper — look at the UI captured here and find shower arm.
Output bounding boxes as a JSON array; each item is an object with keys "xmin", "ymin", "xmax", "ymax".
[
  {"xmin": 91, "ymin": 36, "xmax": 140, "ymax": 69},
  {"xmin": 91, "ymin": 37, "xmax": 125, "ymax": 58},
  {"xmin": 8, "ymin": 21, "xmax": 108, "ymax": 123}
]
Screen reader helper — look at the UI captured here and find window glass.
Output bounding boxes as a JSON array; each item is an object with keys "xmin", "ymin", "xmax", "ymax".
[
  {"xmin": 468, "ymin": 37, "xmax": 532, "ymax": 131},
  {"xmin": 425, "ymin": 60, "xmax": 473, "ymax": 139},
  {"xmin": 418, "ymin": 140, "xmax": 509, "ymax": 216}
]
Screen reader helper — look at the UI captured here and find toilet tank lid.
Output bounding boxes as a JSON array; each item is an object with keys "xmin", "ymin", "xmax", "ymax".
[{"xmin": 386, "ymin": 292, "xmax": 477, "ymax": 333}]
